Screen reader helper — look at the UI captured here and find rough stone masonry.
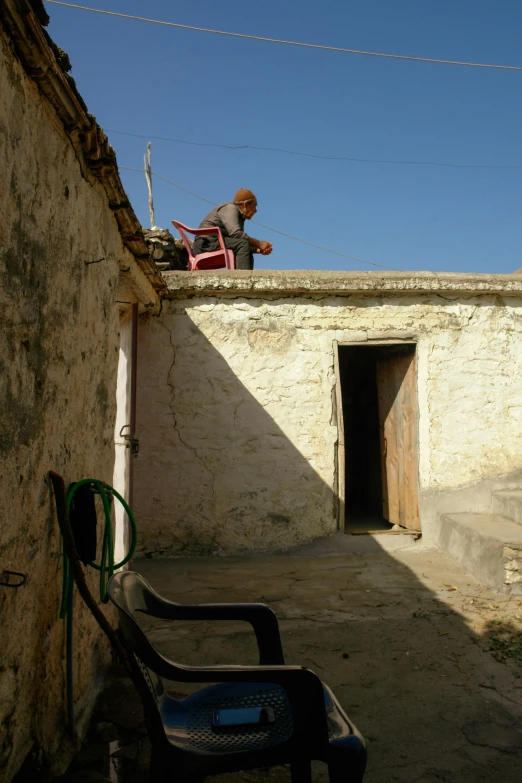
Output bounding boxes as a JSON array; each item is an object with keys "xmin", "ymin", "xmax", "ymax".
[{"xmin": 133, "ymin": 270, "xmax": 522, "ymax": 557}]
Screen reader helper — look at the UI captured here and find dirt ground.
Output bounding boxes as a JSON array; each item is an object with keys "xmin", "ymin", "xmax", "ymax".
[{"xmin": 56, "ymin": 535, "xmax": 522, "ymax": 782}]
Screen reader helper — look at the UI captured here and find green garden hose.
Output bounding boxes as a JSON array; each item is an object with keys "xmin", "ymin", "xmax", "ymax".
[
  {"xmin": 59, "ymin": 479, "xmax": 138, "ymax": 737},
  {"xmin": 60, "ymin": 479, "xmax": 137, "ymax": 617}
]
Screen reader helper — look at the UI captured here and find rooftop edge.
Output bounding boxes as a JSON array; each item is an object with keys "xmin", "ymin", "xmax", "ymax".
[{"xmin": 162, "ymin": 270, "xmax": 522, "ymax": 298}]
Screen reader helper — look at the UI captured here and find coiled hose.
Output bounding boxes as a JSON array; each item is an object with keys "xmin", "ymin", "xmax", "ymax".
[{"xmin": 60, "ymin": 479, "xmax": 137, "ymax": 737}]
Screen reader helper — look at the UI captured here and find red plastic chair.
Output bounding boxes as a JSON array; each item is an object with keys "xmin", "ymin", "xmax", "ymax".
[{"xmin": 172, "ymin": 220, "xmax": 235, "ymax": 271}]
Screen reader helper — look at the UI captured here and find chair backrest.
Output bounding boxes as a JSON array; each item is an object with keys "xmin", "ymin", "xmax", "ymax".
[
  {"xmin": 172, "ymin": 220, "xmax": 235, "ymax": 271},
  {"xmin": 108, "ymin": 571, "xmax": 172, "ymax": 663},
  {"xmin": 171, "ymin": 220, "xmax": 196, "ymax": 262},
  {"xmin": 108, "ymin": 572, "xmax": 168, "ymax": 732}
]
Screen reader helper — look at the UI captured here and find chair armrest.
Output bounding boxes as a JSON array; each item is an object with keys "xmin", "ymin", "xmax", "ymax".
[
  {"xmin": 141, "ymin": 596, "xmax": 285, "ymax": 665},
  {"xmin": 189, "ymin": 225, "xmax": 227, "ymax": 254},
  {"xmin": 172, "ymin": 221, "xmax": 222, "ymax": 239},
  {"xmin": 126, "ymin": 626, "xmax": 327, "ymax": 747},
  {"xmin": 171, "ymin": 222, "xmax": 227, "ymax": 255},
  {"xmin": 188, "ymin": 225, "xmax": 222, "ymax": 238}
]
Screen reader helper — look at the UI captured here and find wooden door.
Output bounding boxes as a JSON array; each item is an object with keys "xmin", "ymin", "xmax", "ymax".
[{"xmin": 376, "ymin": 347, "xmax": 420, "ymax": 530}]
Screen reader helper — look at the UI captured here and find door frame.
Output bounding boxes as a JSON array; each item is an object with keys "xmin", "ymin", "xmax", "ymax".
[
  {"xmin": 334, "ymin": 340, "xmax": 419, "ymax": 531},
  {"xmin": 113, "ymin": 304, "xmax": 139, "ymax": 565}
]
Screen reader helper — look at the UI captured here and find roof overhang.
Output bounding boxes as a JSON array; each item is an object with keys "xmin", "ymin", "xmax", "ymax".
[
  {"xmin": 162, "ymin": 270, "xmax": 522, "ymax": 299},
  {"xmin": 0, "ymin": 0, "xmax": 166, "ymax": 311}
]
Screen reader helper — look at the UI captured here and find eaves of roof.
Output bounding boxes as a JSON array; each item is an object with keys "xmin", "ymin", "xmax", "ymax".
[{"xmin": 0, "ymin": 0, "xmax": 166, "ymax": 300}]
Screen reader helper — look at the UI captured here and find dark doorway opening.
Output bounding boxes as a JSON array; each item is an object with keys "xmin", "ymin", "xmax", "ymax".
[{"xmin": 337, "ymin": 343, "xmax": 419, "ymax": 533}]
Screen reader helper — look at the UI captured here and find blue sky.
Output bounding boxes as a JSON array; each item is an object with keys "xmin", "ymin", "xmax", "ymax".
[{"xmin": 46, "ymin": 1, "xmax": 522, "ymax": 272}]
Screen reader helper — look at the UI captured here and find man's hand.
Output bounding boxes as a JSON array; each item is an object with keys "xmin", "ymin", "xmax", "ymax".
[
  {"xmin": 258, "ymin": 241, "xmax": 273, "ymax": 256},
  {"xmin": 250, "ymin": 237, "xmax": 273, "ymax": 255}
]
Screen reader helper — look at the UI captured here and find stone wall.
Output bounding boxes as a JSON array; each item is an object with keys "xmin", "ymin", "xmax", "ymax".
[
  {"xmin": 134, "ymin": 278, "xmax": 522, "ymax": 556},
  {"xmin": 0, "ymin": 20, "xmax": 133, "ymax": 781},
  {"xmin": 142, "ymin": 227, "xmax": 188, "ymax": 271},
  {"xmin": 504, "ymin": 545, "xmax": 522, "ymax": 588}
]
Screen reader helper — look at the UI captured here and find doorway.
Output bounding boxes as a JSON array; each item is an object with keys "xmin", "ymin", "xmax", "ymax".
[{"xmin": 336, "ymin": 343, "xmax": 420, "ymax": 533}]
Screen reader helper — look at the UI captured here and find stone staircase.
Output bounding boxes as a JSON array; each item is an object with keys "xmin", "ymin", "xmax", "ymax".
[
  {"xmin": 439, "ymin": 490, "xmax": 522, "ymax": 593},
  {"xmin": 492, "ymin": 489, "xmax": 522, "ymax": 526}
]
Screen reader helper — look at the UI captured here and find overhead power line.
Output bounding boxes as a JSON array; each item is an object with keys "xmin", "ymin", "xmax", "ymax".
[
  {"xmin": 358, "ymin": 209, "xmax": 522, "ymax": 248},
  {"xmin": 107, "ymin": 129, "xmax": 522, "ymax": 170},
  {"xmin": 118, "ymin": 166, "xmax": 398, "ymax": 271},
  {"xmin": 45, "ymin": 1, "xmax": 522, "ymax": 71}
]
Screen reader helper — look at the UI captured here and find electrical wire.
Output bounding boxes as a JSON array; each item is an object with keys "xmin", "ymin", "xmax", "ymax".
[
  {"xmin": 118, "ymin": 165, "xmax": 398, "ymax": 270},
  {"xmin": 356, "ymin": 209, "xmax": 522, "ymax": 249},
  {"xmin": 120, "ymin": 165, "xmax": 522, "ymax": 267},
  {"xmin": 45, "ymin": 1, "xmax": 522, "ymax": 71},
  {"xmin": 107, "ymin": 129, "xmax": 522, "ymax": 171}
]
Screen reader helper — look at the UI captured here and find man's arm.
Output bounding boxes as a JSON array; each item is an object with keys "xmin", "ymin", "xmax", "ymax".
[
  {"xmin": 218, "ymin": 203, "xmax": 248, "ymax": 238},
  {"xmin": 248, "ymin": 237, "xmax": 273, "ymax": 255},
  {"xmin": 218, "ymin": 204, "xmax": 273, "ymax": 255}
]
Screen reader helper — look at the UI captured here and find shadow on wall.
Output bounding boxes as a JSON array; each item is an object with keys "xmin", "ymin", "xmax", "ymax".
[
  {"xmin": 134, "ymin": 291, "xmax": 522, "ymax": 557},
  {"xmin": 134, "ymin": 311, "xmax": 338, "ymax": 556}
]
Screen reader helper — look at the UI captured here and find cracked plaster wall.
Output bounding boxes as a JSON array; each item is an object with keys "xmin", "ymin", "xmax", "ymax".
[
  {"xmin": 0, "ymin": 27, "xmax": 128, "ymax": 782},
  {"xmin": 135, "ymin": 291, "xmax": 522, "ymax": 557}
]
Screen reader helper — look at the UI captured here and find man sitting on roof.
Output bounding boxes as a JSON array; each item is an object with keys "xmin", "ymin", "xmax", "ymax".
[{"xmin": 192, "ymin": 189, "xmax": 273, "ymax": 270}]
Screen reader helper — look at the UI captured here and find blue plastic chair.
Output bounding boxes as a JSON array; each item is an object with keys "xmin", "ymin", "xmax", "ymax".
[{"xmin": 108, "ymin": 571, "xmax": 367, "ymax": 782}]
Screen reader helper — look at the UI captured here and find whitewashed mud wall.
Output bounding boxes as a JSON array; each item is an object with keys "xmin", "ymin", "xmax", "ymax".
[
  {"xmin": 135, "ymin": 291, "xmax": 522, "ymax": 556},
  {"xmin": 0, "ymin": 26, "xmax": 132, "ymax": 782}
]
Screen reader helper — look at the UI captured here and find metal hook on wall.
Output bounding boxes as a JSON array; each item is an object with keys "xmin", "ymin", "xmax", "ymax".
[
  {"xmin": 84, "ymin": 257, "xmax": 105, "ymax": 266},
  {"xmin": 0, "ymin": 570, "xmax": 27, "ymax": 588}
]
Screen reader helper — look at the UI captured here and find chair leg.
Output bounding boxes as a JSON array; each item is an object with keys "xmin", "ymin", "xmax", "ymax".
[
  {"xmin": 291, "ymin": 758, "xmax": 312, "ymax": 783},
  {"xmin": 327, "ymin": 751, "xmax": 366, "ymax": 783},
  {"xmin": 327, "ymin": 764, "xmax": 364, "ymax": 783},
  {"xmin": 150, "ymin": 746, "xmax": 174, "ymax": 783}
]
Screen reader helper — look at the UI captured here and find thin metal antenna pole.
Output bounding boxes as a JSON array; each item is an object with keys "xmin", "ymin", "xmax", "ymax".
[{"xmin": 144, "ymin": 142, "xmax": 156, "ymax": 229}]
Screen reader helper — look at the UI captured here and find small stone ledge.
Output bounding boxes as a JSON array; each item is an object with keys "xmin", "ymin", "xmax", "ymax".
[
  {"xmin": 439, "ymin": 513, "xmax": 522, "ymax": 594},
  {"xmin": 162, "ymin": 270, "xmax": 522, "ymax": 299}
]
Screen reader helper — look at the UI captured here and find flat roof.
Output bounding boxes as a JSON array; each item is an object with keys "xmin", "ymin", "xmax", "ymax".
[{"xmin": 163, "ymin": 270, "xmax": 522, "ymax": 298}]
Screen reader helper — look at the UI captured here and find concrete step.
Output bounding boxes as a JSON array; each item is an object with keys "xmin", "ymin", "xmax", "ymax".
[
  {"xmin": 491, "ymin": 489, "xmax": 522, "ymax": 526},
  {"xmin": 439, "ymin": 513, "xmax": 522, "ymax": 593},
  {"xmin": 283, "ymin": 531, "xmax": 419, "ymax": 557}
]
